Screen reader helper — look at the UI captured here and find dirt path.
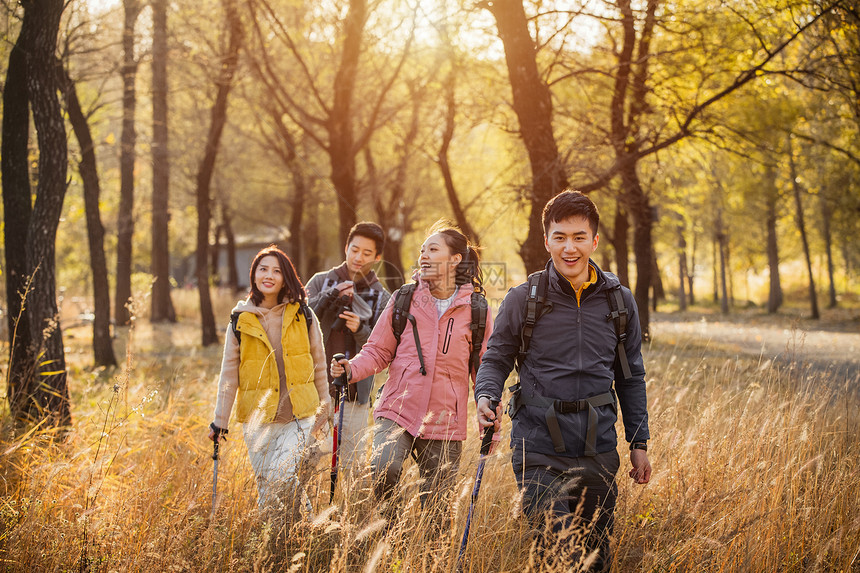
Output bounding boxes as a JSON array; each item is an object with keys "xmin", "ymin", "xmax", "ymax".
[{"xmin": 651, "ymin": 311, "xmax": 860, "ymax": 380}]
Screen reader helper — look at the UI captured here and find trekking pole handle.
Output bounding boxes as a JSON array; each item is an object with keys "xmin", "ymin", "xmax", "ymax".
[
  {"xmin": 332, "ymin": 353, "xmax": 348, "ymax": 388},
  {"xmin": 210, "ymin": 422, "xmax": 228, "ymax": 460},
  {"xmin": 480, "ymin": 400, "xmax": 499, "ymax": 457}
]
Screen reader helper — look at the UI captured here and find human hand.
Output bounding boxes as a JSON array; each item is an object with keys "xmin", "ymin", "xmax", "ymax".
[
  {"xmin": 339, "ymin": 310, "xmax": 361, "ymax": 333},
  {"xmin": 208, "ymin": 422, "xmax": 227, "ymax": 443},
  {"xmin": 336, "ymin": 282, "xmax": 355, "ymax": 298},
  {"xmin": 330, "ymin": 356, "xmax": 351, "ymax": 379},
  {"xmin": 629, "ymin": 449, "xmax": 651, "ymax": 484},
  {"xmin": 476, "ymin": 397, "xmax": 501, "ymax": 434}
]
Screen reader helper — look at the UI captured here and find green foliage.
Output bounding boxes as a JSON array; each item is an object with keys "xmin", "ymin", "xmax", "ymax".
[{"xmin": 6, "ymin": 0, "xmax": 859, "ymax": 313}]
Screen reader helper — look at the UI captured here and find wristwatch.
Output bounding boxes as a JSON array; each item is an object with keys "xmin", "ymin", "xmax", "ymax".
[{"xmin": 630, "ymin": 441, "xmax": 647, "ymax": 451}]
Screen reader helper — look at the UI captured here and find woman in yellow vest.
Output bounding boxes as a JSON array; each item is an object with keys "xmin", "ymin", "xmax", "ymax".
[{"xmin": 209, "ymin": 245, "xmax": 330, "ymax": 512}]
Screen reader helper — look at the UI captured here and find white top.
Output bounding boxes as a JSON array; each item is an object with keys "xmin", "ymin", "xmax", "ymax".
[{"xmin": 434, "ymin": 287, "xmax": 459, "ymax": 318}]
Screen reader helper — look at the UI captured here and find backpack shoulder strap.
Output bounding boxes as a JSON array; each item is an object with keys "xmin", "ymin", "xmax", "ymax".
[
  {"xmin": 391, "ymin": 283, "xmax": 417, "ymax": 345},
  {"xmin": 518, "ymin": 270, "xmax": 549, "ymax": 368},
  {"xmin": 605, "ymin": 284, "xmax": 633, "ymax": 381},
  {"xmin": 390, "ymin": 283, "xmax": 426, "ymax": 375},
  {"xmin": 469, "ymin": 291, "xmax": 489, "ymax": 376},
  {"xmin": 298, "ymin": 301, "xmax": 313, "ymax": 334},
  {"xmin": 230, "ymin": 311, "xmax": 242, "ymax": 344}
]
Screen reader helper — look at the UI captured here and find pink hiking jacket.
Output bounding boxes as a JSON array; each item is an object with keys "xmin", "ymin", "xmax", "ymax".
[{"xmin": 349, "ymin": 279, "xmax": 493, "ymax": 441}]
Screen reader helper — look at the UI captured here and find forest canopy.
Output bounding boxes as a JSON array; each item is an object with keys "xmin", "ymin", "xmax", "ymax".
[{"xmin": 2, "ymin": 0, "xmax": 859, "ymax": 424}]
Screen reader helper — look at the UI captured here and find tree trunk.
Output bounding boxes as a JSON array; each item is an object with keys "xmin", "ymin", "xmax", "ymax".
[
  {"xmin": 687, "ymin": 229, "xmax": 696, "ymax": 305},
  {"xmin": 609, "ymin": 0, "xmax": 659, "ymax": 337},
  {"xmin": 260, "ymin": 103, "xmax": 309, "ymax": 277},
  {"xmin": 764, "ymin": 165, "xmax": 782, "ymax": 313},
  {"xmin": 719, "ymin": 231, "xmax": 729, "ymax": 315},
  {"xmin": 651, "ymin": 245, "xmax": 664, "ymax": 303},
  {"xmin": 222, "ymin": 202, "xmax": 239, "ymax": 292},
  {"xmin": 210, "ymin": 223, "xmax": 222, "ymax": 286},
  {"xmin": 614, "ymin": 203, "xmax": 630, "ymax": 286},
  {"xmin": 726, "ymin": 237, "xmax": 734, "ymax": 307},
  {"xmin": 788, "ymin": 140, "xmax": 820, "ymax": 319},
  {"xmin": 364, "ymin": 88, "xmax": 422, "ymax": 289},
  {"xmin": 486, "ymin": 0, "xmax": 568, "ymax": 273},
  {"xmin": 304, "ymin": 199, "xmax": 322, "ymax": 284},
  {"xmin": 382, "ymin": 237, "xmax": 406, "ymax": 290},
  {"xmin": 2, "ymin": 9, "xmax": 36, "ymax": 420},
  {"xmin": 57, "ymin": 62, "xmax": 117, "ymax": 367},
  {"xmin": 677, "ymin": 217, "xmax": 688, "ymax": 311},
  {"xmin": 4, "ymin": 0, "xmax": 72, "ymax": 426},
  {"xmin": 329, "ymin": 0, "xmax": 366, "ymax": 246},
  {"xmin": 621, "ymin": 165, "xmax": 652, "ymax": 339},
  {"xmin": 115, "ymin": 0, "xmax": 140, "ymax": 326},
  {"xmin": 438, "ymin": 58, "xmax": 480, "ymax": 244},
  {"xmin": 819, "ymin": 193, "xmax": 837, "ymax": 308},
  {"xmin": 194, "ymin": 0, "xmax": 242, "ymax": 346},
  {"xmin": 151, "ymin": 0, "xmax": 176, "ymax": 323},
  {"xmin": 288, "ymin": 167, "xmax": 306, "ymax": 276},
  {"xmin": 712, "ymin": 235, "xmax": 719, "ymax": 303}
]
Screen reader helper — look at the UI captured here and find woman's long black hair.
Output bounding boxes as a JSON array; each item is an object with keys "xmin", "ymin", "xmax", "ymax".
[
  {"xmin": 428, "ymin": 220, "xmax": 484, "ymax": 295},
  {"xmin": 248, "ymin": 245, "xmax": 306, "ymax": 306}
]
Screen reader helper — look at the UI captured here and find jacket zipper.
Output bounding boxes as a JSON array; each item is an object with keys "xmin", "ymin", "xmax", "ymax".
[{"xmin": 442, "ymin": 318, "xmax": 454, "ymax": 354}]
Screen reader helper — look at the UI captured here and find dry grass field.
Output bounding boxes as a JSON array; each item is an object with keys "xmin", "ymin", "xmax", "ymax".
[{"xmin": 1, "ymin": 290, "xmax": 858, "ymax": 572}]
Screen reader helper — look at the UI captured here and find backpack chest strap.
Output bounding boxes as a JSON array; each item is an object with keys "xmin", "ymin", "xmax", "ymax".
[{"xmin": 510, "ymin": 389, "xmax": 616, "ymax": 456}]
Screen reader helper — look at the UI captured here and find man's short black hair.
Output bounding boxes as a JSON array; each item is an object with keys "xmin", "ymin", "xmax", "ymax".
[
  {"xmin": 347, "ymin": 221, "xmax": 385, "ymax": 255},
  {"xmin": 542, "ymin": 190, "xmax": 600, "ymax": 236}
]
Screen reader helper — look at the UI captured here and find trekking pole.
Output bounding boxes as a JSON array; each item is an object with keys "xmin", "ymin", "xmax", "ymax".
[
  {"xmin": 330, "ymin": 352, "xmax": 349, "ymax": 503},
  {"xmin": 457, "ymin": 400, "xmax": 498, "ymax": 572},
  {"xmin": 210, "ymin": 423, "xmax": 228, "ymax": 514}
]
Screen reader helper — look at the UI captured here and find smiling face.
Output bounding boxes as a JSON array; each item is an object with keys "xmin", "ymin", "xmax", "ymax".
[
  {"xmin": 419, "ymin": 232, "xmax": 462, "ymax": 286},
  {"xmin": 544, "ymin": 216, "xmax": 599, "ymax": 288},
  {"xmin": 345, "ymin": 235, "xmax": 381, "ymax": 276},
  {"xmin": 253, "ymin": 255, "xmax": 285, "ymax": 306}
]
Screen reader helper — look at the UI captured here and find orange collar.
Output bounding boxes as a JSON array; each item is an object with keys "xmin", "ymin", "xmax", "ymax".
[{"xmin": 567, "ymin": 264, "xmax": 597, "ymax": 306}]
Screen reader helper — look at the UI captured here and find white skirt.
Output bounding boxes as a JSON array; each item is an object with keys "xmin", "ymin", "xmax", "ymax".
[{"xmin": 243, "ymin": 416, "xmax": 314, "ymax": 511}]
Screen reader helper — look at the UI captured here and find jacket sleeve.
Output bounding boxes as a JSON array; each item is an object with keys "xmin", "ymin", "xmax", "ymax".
[
  {"xmin": 473, "ymin": 286, "xmax": 523, "ymax": 402},
  {"xmin": 307, "ymin": 308, "xmax": 333, "ymax": 409},
  {"xmin": 614, "ymin": 288, "xmax": 649, "ymax": 443},
  {"xmin": 213, "ymin": 321, "xmax": 240, "ymax": 429},
  {"xmin": 348, "ymin": 293, "xmax": 399, "ymax": 382},
  {"xmin": 307, "ymin": 272, "xmax": 337, "ymax": 316}
]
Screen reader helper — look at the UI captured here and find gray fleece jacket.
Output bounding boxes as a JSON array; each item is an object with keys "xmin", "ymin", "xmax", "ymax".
[
  {"xmin": 306, "ymin": 264, "xmax": 391, "ymax": 403},
  {"xmin": 474, "ymin": 259, "xmax": 649, "ymax": 458}
]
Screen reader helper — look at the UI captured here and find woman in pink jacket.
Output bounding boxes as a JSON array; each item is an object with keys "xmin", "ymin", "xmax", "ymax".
[{"xmin": 330, "ymin": 223, "xmax": 493, "ymax": 509}]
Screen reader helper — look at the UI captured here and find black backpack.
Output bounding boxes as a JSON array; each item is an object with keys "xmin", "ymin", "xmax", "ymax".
[
  {"xmin": 230, "ymin": 302, "xmax": 314, "ymax": 344},
  {"xmin": 509, "ymin": 270, "xmax": 633, "ymax": 456},
  {"xmin": 517, "ymin": 270, "xmax": 633, "ymax": 381},
  {"xmin": 390, "ymin": 283, "xmax": 489, "ymax": 377}
]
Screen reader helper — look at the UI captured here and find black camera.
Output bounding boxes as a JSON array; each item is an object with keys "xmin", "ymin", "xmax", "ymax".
[{"xmin": 330, "ymin": 294, "xmax": 352, "ymax": 332}]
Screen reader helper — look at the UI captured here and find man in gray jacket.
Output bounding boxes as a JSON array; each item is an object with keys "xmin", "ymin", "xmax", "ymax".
[
  {"xmin": 476, "ymin": 190, "xmax": 651, "ymax": 571},
  {"xmin": 307, "ymin": 222, "xmax": 391, "ymax": 469}
]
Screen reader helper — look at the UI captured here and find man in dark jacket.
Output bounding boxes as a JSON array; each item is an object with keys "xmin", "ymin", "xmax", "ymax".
[
  {"xmin": 307, "ymin": 222, "xmax": 391, "ymax": 468},
  {"xmin": 475, "ymin": 190, "xmax": 651, "ymax": 571}
]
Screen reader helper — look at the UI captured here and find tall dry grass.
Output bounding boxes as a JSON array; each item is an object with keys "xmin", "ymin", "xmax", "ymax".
[{"xmin": 1, "ymin": 305, "xmax": 858, "ymax": 572}]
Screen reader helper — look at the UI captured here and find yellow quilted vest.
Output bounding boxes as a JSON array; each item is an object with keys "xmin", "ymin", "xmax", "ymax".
[{"xmin": 234, "ymin": 303, "xmax": 319, "ymax": 422}]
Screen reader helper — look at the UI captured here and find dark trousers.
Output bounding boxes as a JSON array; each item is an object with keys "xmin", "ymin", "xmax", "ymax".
[
  {"xmin": 370, "ymin": 417, "xmax": 462, "ymax": 507},
  {"xmin": 512, "ymin": 449, "xmax": 620, "ymax": 572}
]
